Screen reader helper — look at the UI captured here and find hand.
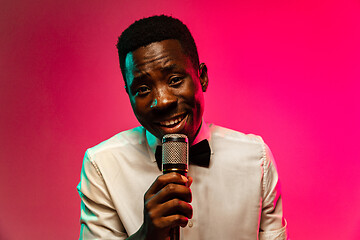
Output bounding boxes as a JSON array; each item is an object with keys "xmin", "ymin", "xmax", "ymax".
[{"xmin": 133, "ymin": 172, "xmax": 193, "ymax": 240}]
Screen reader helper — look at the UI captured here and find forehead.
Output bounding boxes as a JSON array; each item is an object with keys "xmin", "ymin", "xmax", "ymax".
[{"xmin": 124, "ymin": 39, "xmax": 190, "ymax": 81}]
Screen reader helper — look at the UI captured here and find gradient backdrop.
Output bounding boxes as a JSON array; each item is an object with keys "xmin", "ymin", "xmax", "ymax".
[{"xmin": 1, "ymin": 0, "xmax": 359, "ymax": 239}]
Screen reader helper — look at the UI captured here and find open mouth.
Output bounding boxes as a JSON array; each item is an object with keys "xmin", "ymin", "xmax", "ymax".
[{"xmin": 158, "ymin": 114, "xmax": 187, "ymax": 128}]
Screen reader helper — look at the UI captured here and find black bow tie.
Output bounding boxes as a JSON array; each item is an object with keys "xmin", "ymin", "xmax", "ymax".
[{"xmin": 155, "ymin": 139, "xmax": 211, "ymax": 171}]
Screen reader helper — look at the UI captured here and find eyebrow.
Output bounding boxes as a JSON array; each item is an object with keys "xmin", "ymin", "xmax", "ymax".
[
  {"xmin": 130, "ymin": 62, "xmax": 185, "ymax": 90},
  {"xmin": 161, "ymin": 63, "xmax": 177, "ymax": 72},
  {"xmin": 130, "ymin": 74, "xmax": 148, "ymax": 89},
  {"xmin": 132, "ymin": 63, "xmax": 179, "ymax": 81}
]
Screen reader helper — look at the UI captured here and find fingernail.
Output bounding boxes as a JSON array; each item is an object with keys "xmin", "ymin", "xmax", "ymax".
[{"xmin": 181, "ymin": 175, "xmax": 188, "ymax": 182}]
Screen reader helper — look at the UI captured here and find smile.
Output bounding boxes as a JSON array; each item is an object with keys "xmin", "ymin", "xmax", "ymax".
[{"xmin": 158, "ymin": 114, "xmax": 186, "ymax": 127}]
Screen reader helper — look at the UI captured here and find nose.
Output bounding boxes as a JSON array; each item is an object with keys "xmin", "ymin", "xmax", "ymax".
[{"xmin": 151, "ymin": 87, "xmax": 177, "ymax": 111}]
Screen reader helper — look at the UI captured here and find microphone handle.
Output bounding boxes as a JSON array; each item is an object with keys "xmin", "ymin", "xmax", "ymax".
[
  {"xmin": 163, "ymin": 167, "xmax": 186, "ymax": 240},
  {"xmin": 170, "ymin": 227, "xmax": 180, "ymax": 240},
  {"xmin": 162, "ymin": 134, "xmax": 189, "ymax": 240}
]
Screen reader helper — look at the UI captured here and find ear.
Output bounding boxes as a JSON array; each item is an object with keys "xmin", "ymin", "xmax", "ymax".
[{"xmin": 199, "ymin": 63, "xmax": 209, "ymax": 92}]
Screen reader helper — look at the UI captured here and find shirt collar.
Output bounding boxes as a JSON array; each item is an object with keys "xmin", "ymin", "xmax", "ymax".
[
  {"xmin": 145, "ymin": 119, "xmax": 210, "ymax": 160},
  {"xmin": 192, "ymin": 120, "xmax": 210, "ymax": 146},
  {"xmin": 146, "ymin": 129, "xmax": 161, "ymax": 157}
]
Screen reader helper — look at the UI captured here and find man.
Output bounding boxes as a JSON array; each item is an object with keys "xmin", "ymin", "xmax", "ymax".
[{"xmin": 78, "ymin": 15, "xmax": 288, "ymax": 239}]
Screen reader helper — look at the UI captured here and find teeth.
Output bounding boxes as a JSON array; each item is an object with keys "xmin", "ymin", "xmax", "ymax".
[{"xmin": 160, "ymin": 116, "xmax": 184, "ymax": 126}]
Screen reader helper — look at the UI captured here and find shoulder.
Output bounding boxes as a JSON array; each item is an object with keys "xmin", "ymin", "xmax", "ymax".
[
  {"xmin": 83, "ymin": 126, "xmax": 148, "ymax": 169},
  {"xmin": 87, "ymin": 126, "xmax": 146, "ymax": 156},
  {"xmin": 209, "ymin": 123, "xmax": 265, "ymax": 146},
  {"xmin": 209, "ymin": 124, "xmax": 277, "ymax": 172},
  {"xmin": 208, "ymin": 123, "xmax": 270, "ymax": 164},
  {"xmin": 81, "ymin": 126, "xmax": 151, "ymax": 179}
]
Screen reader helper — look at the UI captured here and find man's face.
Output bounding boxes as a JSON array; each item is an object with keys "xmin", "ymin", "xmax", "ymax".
[{"xmin": 124, "ymin": 39, "xmax": 208, "ymax": 144}]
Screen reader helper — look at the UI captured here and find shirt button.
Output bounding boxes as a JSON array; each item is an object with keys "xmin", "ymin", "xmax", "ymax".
[{"xmin": 188, "ymin": 220, "xmax": 193, "ymax": 228}]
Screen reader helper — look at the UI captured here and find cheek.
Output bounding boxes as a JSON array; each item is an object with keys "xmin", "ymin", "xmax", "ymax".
[
  {"xmin": 130, "ymin": 98, "xmax": 147, "ymax": 118},
  {"xmin": 191, "ymin": 88, "xmax": 205, "ymax": 118},
  {"xmin": 179, "ymin": 80, "xmax": 197, "ymax": 104},
  {"xmin": 183, "ymin": 88, "xmax": 204, "ymax": 111},
  {"xmin": 129, "ymin": 97, "xmax": 138, "ymax": 112}
]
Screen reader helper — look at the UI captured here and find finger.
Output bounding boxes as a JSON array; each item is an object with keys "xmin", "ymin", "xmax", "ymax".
[
  {"xmin": 157, "ymin": 198, "xmax": 193, "ymax": 219},
  {"xmin": 145, "ymin": 173, "xmax": 188, "ymax": 200},
  {"xmin": 145, "ymin": 183, "xmax": 192, "ymax": 213},
  {"xmin": 152, "ymin": 182, "xmax": 192, "ymax": 204},
  {"xmin": 187, "ymin": 176, "xmax": 193, "ymax": 187},
  {"xmin": 155, "ymin": 215, "xmax": 190, "ymax": 229}
]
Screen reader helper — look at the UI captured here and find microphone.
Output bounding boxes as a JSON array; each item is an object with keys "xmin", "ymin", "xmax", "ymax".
[{"xmin": 162, "ymin": 134, "xmax": 189, "ymax": 240}]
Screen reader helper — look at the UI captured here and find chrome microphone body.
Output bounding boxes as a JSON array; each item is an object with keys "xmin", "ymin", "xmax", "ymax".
[{"xmin": 162, "ymin": 134, "xmax": 189, "ymax": 240}]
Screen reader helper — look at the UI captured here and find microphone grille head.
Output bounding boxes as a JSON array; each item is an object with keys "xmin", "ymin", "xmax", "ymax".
[{"xmin": 162, "ymin": 134, "xmax": 188, "ymax": 165}]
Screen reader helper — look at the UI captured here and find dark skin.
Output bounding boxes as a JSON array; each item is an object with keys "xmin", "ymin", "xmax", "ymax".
[
  {"xmin": 124, "ymin": 39, "xmax": 208, "ymax": 240},
  {"xmin": 131, "ymin": 173, "xmax": 193, "ymax": 240}
]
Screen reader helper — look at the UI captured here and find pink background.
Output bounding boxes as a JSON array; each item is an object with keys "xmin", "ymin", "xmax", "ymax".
[{"xmin": 1, "ymin": 0, "xmax": 359, "ymax": 239}]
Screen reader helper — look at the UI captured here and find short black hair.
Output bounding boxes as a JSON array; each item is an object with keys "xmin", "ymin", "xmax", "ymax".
[{"xmin": 117, "ymin": 15, "xmax": 200, "ymax": 85}]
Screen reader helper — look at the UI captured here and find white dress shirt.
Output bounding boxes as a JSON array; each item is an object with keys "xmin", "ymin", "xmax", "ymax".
[{"xmin": 77, "ymin": 122, "xmax": 288, "ymax": 239}]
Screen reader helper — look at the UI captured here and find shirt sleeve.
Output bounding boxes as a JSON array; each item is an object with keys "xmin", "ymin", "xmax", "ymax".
[
  {"xmin": 77, "ymin": 150, "xmax": 128, "ymax": 240},
  {"xmin": 259, "ymin": 143, "xmax": 289, "ymax": 240}
]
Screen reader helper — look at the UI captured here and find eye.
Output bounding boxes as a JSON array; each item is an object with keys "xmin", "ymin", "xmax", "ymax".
[
  {"xmin": 169, "ymin": 76, "xmax": 184, "ymax": 86},
  {"xmin": 136, "ymin": 86, "xmax": 150, "ymax": 96}
]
